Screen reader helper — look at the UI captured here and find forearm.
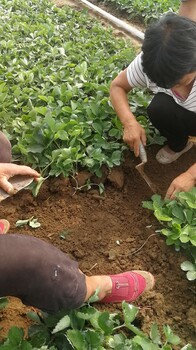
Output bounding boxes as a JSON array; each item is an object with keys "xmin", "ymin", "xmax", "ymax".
[
  {"xmin": 179, "ymin": 0, "xmax": 196, "ymax": 21},
  {"xmin": 186, "ymin": 163, "xmax": 196, "ymax": 183},
  {"xmin": 109, "ymin": 69, "xmax": 146, "ymax": 154},
  {"xmin": 110, "ymin": 84, "xmax": 136, "ymax": 127}
]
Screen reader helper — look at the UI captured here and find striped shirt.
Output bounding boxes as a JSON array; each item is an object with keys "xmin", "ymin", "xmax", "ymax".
[{"xmin": 126, "ymin": 52, "xmax": 196, "ymax": 114}]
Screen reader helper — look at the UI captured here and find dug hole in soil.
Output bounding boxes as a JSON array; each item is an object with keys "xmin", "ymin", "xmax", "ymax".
[{"xmin": 0, "ymin": 145, "xmax": 195, "ymax": 346}]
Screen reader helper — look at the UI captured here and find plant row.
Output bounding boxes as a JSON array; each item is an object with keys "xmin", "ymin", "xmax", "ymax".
[
  {"xmin": 96, "ymin": 0, "xmax": 179, "ymax": 24},
  {"xmin": 0, "ymin": 297, "xmax": 194, "ymax": 350}
]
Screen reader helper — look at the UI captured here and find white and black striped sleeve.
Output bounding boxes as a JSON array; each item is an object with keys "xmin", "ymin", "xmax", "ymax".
[{"xmin": 126, "ymin": 52, "xmax": 148, "ymax": 88}]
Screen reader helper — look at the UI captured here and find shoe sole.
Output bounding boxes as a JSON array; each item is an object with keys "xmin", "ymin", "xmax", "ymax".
[
  {"xmin": 133, "ymin": 270, "xmax": 155, "ymax": 291},
  {"xmin": 0, "ymin": 219, "xmax": 10, "ymax": 234}
]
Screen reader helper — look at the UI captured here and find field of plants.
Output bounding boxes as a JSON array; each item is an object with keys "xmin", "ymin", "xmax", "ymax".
[
  {"xmin": 95, "ymin": 0, "xmax": 179, "ymax": 24},
  {"xmin": 0, "ymin": 0, "xmax": 195, "ymax": 349}
]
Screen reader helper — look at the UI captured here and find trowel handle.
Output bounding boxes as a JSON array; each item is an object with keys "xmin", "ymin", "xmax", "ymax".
[{"xmin": 139, "ymin": 143, "xmax": 147, "ymax": 163}]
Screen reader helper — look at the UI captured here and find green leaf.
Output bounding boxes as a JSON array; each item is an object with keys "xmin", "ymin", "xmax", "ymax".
[
  {"xmin": 181, "ymin": 261, "xmax": 195, "ymax": 272},
  {"xmin": 122, "ymin": 302, "xmax": 138, "ymax": 324},
  {"xmin": 181, "ymin": 344, "xmax": 195, "ymax": 350},
  {"xmin": 88, "ymin": 289, "xmax": 100, "ymax": 303},
  {"xmin": 27, "ymin": 324, "xmax": 50, "ymax": 348},
  {"xmin": 142, "ymin": 200, "xmax": 154, "ymax": 210},
  {"xmin": 180, "ymin": 235, "xmax": 190, "ymax": 243},
  {"xmin": 69, "ymin": 310, "xmax": 86, "ymax": 330},
  {"xmin": 111, "ymin": 150, "xmax": 122, "ymax": 165},
  {"xmin": 35, "ymin": 107, "xmax": 47, "ymax": 116},
  {"xmin": 150, "ymin": 324, "xmax": 161, "ymax": 345},
  {"xmin": 32, "ymin": 177, "xmax": 46, "ymax": 197},
  {"xmin": 7, "ymin": 327, "xmax": 24, "ymax": 346},
  {"xmin": 98, "ymin": 312, "xmax": 114, "ymax": 335},
  {"xmin": 29, "ymin": 218, "xmax": 41, "ymax": 228},
  {"xmin": 178, "ymin": 190, "xmax": 196, "ymax": 209},
  {"xmin": 154, "ymin": 209, "xmax": 172, "ymax": 222},
  {"xmin": 163, "ymin": 325, "xmax": 181, "ymax": 345},
  {"xmin": 186, "ymin": 270, "xmax": 196, "ymax": 281},
  {"xmin": 85, "ymin": 330, "xmax": 103, "ymax": 347},
  {"xmin": 15, "ymin": 219, "xmax": 31, "ymax": 227},
  {"xmin": 0, "ymin": 297, "xmax": 9, "ymax": 310},
  {"xmin": 52, "ymin": 315, "xmax": 71, "ymax": 334},
  {"xmin": 133, "ymin": 335, "xmax": 159, "ymax": 350},
  {"xmin": 27, "ymin": 311, "xmax": 42, "ymax": 324},
  {"xmin": 66, "ymin": 329, "xmax": 87, "ymax": 350},
  {"xmin": 184, "ymin": 209, "xmax": 193, "ymax": 224},
  {"xmin": 171, "ymin": 206, "xmax": 185, "ymax": 221},
  {"xmin": 55, "ymin": 130, "xmax": 69, "ymax": 141},
  {"xmin": 105, "ymin": 333, "xmax": 126, "ymax": 348}
]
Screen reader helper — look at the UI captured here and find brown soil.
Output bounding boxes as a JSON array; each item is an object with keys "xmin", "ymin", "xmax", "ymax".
[{"xmin": 0, "ymin": 145, "xmax": 195, "ymax": 347}]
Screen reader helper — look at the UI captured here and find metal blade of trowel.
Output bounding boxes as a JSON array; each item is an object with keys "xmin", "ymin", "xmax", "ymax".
[
  {"xmin": 135, "ymin": 143, "xmax": 157, "ymax": 193},
  {"xmin": 0, "ymin": 175, "xmax": 34, "ymax": 202}
]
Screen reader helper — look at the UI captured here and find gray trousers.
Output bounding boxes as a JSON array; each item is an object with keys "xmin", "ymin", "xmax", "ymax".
[{"xmin": 0, "ymin": 234, "xmax": 86, "ymax": 313}]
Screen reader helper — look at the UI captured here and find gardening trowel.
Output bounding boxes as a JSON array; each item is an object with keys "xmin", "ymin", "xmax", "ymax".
[
  {"xmin": 0, "ymin": 175, "xmax": 34, "ymax": 202},
  {"xmin": 135, "ymin": 143, "xmax": 157, "ymax": 193}
]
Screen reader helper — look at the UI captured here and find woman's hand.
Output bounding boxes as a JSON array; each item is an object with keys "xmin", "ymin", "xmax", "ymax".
[
  {"xmin": 0, "ymin": 163, "xmax": 40, "ymax": 194},
  {"xmin": 165, "ymin": 168, "xmax": 196, "ymax": 199},
  {"xmin": 123, "ymin": 119, "xmax": 146, "ymax": 157},
  {"xmin": 110, "ymin": 69, "xmax": 146, "ymax": 157}
]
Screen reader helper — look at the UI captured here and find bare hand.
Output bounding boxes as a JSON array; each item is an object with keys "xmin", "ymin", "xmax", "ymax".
[
  {"xmin": 0, "ymin": 163, "xmax": 40, "ymax": 194},
  {"xmin": 123, "ymin": 120, "xmax": 146, "ymax": 157},
  {"xmin": 165, "ymin": 171, "xmax": 195, "ymax": 199}
]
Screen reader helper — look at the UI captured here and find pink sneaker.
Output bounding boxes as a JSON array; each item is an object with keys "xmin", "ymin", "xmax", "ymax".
[{"xmin": 100, "ymin": 270, "xmax": 155, "ymax": 303}]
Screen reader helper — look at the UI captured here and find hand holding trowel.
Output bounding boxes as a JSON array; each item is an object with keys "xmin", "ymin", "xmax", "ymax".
[
  {"xmin": 0, "ymin": 175, "xmax": 34, "ymax": 202},
  {"xmin": 0, "ymin": 164, "xmax": 40, "ymax": 202},
  {"xmin": 135, "ymin": 143, "xmax": 157, "ymax": 193}
]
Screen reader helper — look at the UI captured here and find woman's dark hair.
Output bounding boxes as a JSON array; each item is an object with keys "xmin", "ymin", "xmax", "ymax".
[{"xmin": 141, "ymin": 13, "xmax": 196, "ymax": 88}]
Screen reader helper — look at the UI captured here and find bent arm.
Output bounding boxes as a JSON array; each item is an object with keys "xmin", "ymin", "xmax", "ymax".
[
  {"xmin": 110, "ymin": 69, "xmax": 135, "ymax": 126},
  {"xmin": 110, "ymin": 69, "xmax": 146, "ymax": 156}
]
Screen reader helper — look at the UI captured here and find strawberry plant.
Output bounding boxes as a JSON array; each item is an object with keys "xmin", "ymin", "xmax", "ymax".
[
  {"xmin": 142, "ymin": 188, "xmax": 196, "ymax": 281},
  {"xmin": 0, "ymin": 301, "xmax": 194, "ymax": 349}
]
